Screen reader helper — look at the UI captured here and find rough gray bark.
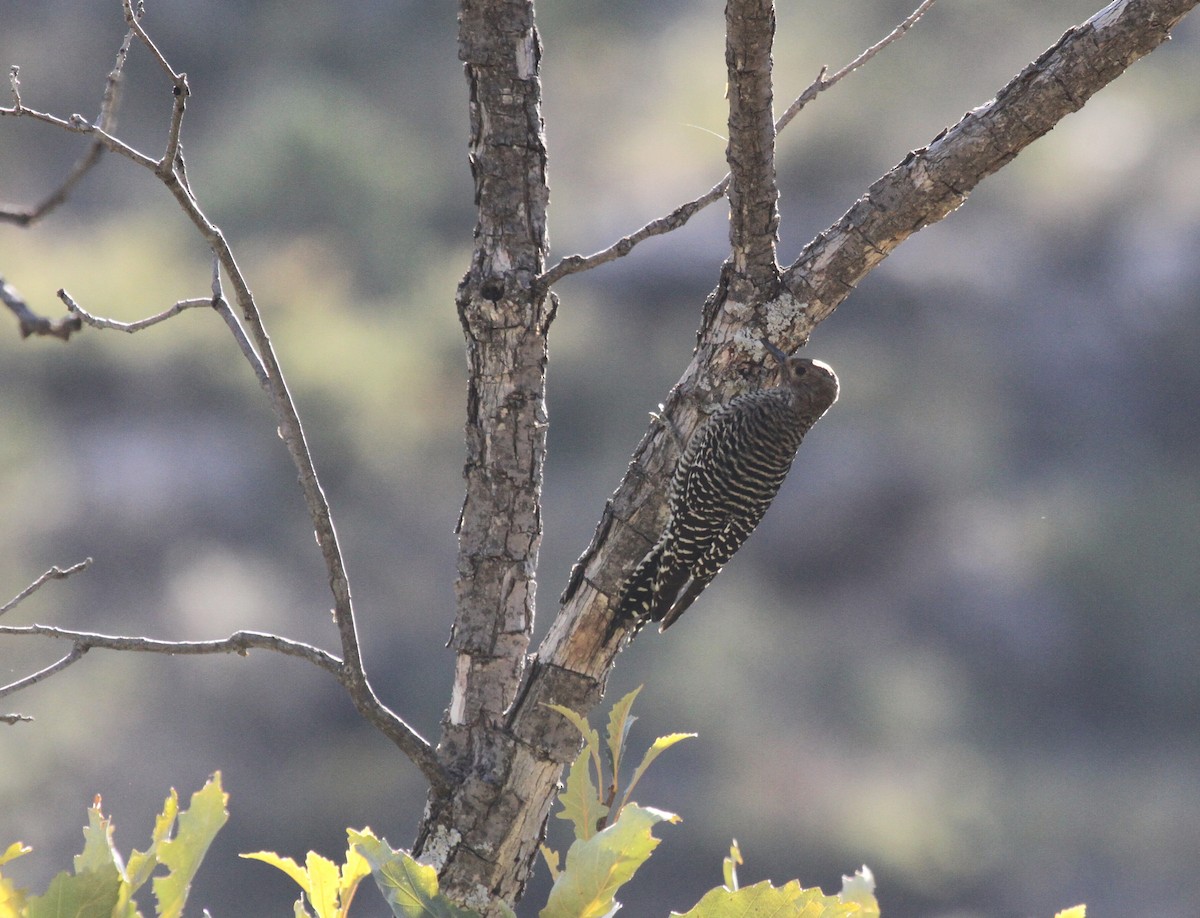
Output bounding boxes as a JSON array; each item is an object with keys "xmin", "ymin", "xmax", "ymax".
[
  {"xmin": 780, "ymin": 0, "xmax": 1199, "ymax": 337},
  {"xmin": 5, "ymin": 0, "xmax": 1194, "ymax": 912},
  {"xmin": 725, "ymin": 0, "xmax": 780, "ymax": 291},
  {"xmin": 412, "ymin": 0, "xmax": 556, "ymax": 910},
  {"xmin": 419, "ymin": 0, "xmax": 1198, "ymax": 913}
]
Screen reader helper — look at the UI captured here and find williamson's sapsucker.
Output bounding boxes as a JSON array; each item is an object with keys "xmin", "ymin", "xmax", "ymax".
[{"xmin": 615, "ymin": 341, "xmax": 839, "ymax": 633}]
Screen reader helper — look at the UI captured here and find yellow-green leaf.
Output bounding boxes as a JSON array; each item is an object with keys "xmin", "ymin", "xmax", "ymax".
[
  {"xmin": 0, "ymin": 843, "xmax": 31, "ymax": 869},
  {"xmin": 539, "ymin": 845, "xmax": 561, "ymax": 883},
  {"xmin": 152, "ymin": 773, "xmax": 229, "ymax": 918},
  {"xmin": 618, "ymin": 732, "xmax": 695, "ymax": 812},
  {"xmin": 556, "ymin": 749, "xmax": 609, "ymax": 841},
  {"xmin": 544, "ymin": 702, "xmax": 605, "ymax": 807},
  {"xmin": 603, "ymin": 687, "xmax": 642, "ymax": 783},
  {"xmin": 349, "ymin": 830, "xmax": 481, "ymax": 918},
  {"xmin": 243, "ymin": 840, "xmax": 369, "ymax": 918},
  {"xmin": 74, "ymin": 804, "xmax": 119, "ymax": 877},
  {"xmin": 543, "ymin": 703, "xmax": 601, "ymax": 754},
  {"xmin": 338, "ymin": 840, "xmax": 372, "ymax": 917},
  {"xmin": 0, "ymin": 844, "xmax": 32, "ymax": 917},
  {"xmin": 676, "ymin": 877, "xmax": 872, "ymax": 918},
  {"xmin": 1055, "ymin": 906, "xmax": 1086, "ymax": 918},
  {"xmin": 304, "ymin": 850, "xmax": 342, "ymax": 918},
  {"xmin": 838, "ymin": 866, "xmax": 878, "ymax": 917},
  {"xmin": 539, "ymin": 803, "xmax": 677, "ymax": 918},
  {"xmin": 27, "ymin": 869, "xmax": 121, "ymax": 918},
  {"xmin": 241, "ymin": 851, "xmax": 312, "ymax": 893},
  {"xmin": 125, "ymin": 790, "xmax": 179, "ymax": 894},
  {"xmin": 722, "ymin": 839, "xmax": 742, "ymax": 892},
  {"xmin": 0, "ymin": 877, "xmax": 28, "ymax": 916}
]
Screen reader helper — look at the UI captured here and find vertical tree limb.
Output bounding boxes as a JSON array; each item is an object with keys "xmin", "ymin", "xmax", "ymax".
[
  {"xmin": 414, "ymin": 0, "xmax": 555, "ymax": 909},
  {"xmin": 496, "ymin": 4, "xmax": 1199, "ymax": 911},
  {"xmin": 724, "ymin": 0, "xmax": 781, "ymax": 291}
]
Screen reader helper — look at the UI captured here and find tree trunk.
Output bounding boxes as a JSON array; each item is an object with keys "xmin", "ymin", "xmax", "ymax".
[
  {"xmin": 412, "ymin": 0, "xmax": 557, "ymax": 911},
  {"xmin": 416, "ymin": 0, "xmax": 1200, "ymax": 913}
]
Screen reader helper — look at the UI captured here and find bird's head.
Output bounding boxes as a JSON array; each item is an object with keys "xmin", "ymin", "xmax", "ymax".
[
  {"xmin": 761, "ymin": 338, "xmax": 840, "ymax": 417},
  {"xmin": 783, "ymin": 356, "xmax": 839, "ymax": 417}
]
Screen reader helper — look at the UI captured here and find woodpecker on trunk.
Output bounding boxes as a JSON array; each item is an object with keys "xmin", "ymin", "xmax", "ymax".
[{"xmin": 614, "ymin": 341, "xmax": 839, "ymax": 634}]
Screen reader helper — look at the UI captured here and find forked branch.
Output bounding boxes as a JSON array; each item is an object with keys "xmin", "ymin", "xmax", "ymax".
[
  {"xmin": 536, "ymin": 0, "xmax": 939, "ymax": 288},
  {"xmin": 0, "ymin": 29, "xmax": 134, "ymax": 227},
  {"xmin": 0, "ymin": 3, "xmax": 449, "ymax": 791},
  {"xmin": 0, "ymin": 626, "xmax": 344, "ymax": 696},
  {"xmin": 1, "ymin": 276, "xmax": 82, "ymax": 340},
  {"xmin": 0, "ymin": 559, "xmax": 92, "ymax": 617}
]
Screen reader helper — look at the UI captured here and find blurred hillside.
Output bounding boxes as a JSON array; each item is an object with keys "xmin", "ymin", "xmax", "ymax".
[{"xmin": 2, "ymin": 1, "xmax": 1199, "ymax": 916}]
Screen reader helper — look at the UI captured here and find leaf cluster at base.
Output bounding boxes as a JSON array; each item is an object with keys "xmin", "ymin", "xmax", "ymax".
[{"xmin": 0, "ymin": 695, "xmax": 1089, "ymax": 918}]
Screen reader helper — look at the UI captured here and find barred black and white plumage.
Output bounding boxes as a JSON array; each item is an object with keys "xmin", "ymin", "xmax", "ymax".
[{"xmin": 615, "ymin": 344, "xmax": 839, "ymax": 633}]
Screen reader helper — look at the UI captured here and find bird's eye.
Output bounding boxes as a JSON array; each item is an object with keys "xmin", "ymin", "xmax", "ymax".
[{"xmin": 795, "ymin": 365, "xmax": 807, "ymax": 375}]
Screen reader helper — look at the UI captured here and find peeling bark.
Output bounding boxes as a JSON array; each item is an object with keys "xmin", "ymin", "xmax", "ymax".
[
  {"xmin": 422, "ymin": 0, "xmax": 1198, "ymax": 913},
  {"xmin": 414, "ymin": 0, "xmax": 555, "ymax": 909},
  {"xmin": 725, "ymin": 0, "xmax": 781, "ymax": 291}
]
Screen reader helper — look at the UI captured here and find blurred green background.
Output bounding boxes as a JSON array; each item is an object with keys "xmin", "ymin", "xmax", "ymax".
[{"xmin": 3, "ymin": 1, "xmax": 1199, "ymax": 915}]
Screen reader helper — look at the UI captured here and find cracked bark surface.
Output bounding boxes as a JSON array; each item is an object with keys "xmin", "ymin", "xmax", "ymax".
[{"xmin": 416, "ymin": 0, "xmax": 1198, "ymax": 913}]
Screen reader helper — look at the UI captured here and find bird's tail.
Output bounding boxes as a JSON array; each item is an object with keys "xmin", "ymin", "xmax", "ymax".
[{"xmin": 611, "ymin": 538, "xmax": 691, "ymax": 638}]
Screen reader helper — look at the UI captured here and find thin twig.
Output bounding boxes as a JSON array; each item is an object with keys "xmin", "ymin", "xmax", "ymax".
[
  {"xmin": 776, "ymin": 0, "xmax": 938, "ymax": 134},
  {"xmin": 60, "ymin": 289, "xmax": 211, "ymax": 332},
  {"xmin": 0, "ymin": 11, "xmax": 450, "ymax": 790},
  {"xmin": 1, "ymin": 275, "xmax": 82, "ymax": 340},
  {"xmin": 0, "ymin": 626, "xmax": 345, "ymax": 695},
  {"xmin": 0, "ymin": 103, "xmax": 158, "ymax": 170},
  {"xmin": 8, "ymin": 65, "xmax": 21, "ymax": 110},
  {"xmin": 537, "ymin": 0, "xmax": 938, "ymax": 289},
  {"xmin": 160, "ymin": 75, "xmax": 189, "ymax": 176},
  {"xmin": 0, "ymin": 620, "xmax": 449, "ymax": 787},
  {"xmin": 0, "ymin": 646, "xmax": 88, "ymax": 696},
  {"xmin": 0, "ymin": 30, "xmax": 135, "ymax": 227},
  {"xmin": 150, "ymin": 120, "xmax": 391, "ymax": 783},
  {"xmin": 100, "ymin": 30, "xmax": 135, "ymax": 127},
  {"xmin": 209, "ymin": 254, "xmax": 270, "ymax": 386},
  {"xmin": 1, "ymin": 559, "xmax": 92, "ymax": 616},
  {"xmin": 123, "ymin": 0, "xmax": 182, "ymax": 83},
  {"xmin": 537, "ymin": 178, "xmax": 728, "ymax": 290}
]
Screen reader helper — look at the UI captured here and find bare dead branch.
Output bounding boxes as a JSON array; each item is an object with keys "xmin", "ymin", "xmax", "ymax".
[
  {"xmin": 725, "ymin": 0, "xmax": 781, "ymax": 286},
  {"xmin": 536, "ymin": 178, "xmax": 727, "ymax": 291},
  {"xmin": 0, "ymin": 102, "xmax": 158, "ymax": 170},
  {"xmin": 0, "ymin": 6, "xmax": 448, "ymax": 789},
  {"xmin": 0, "ymin": 625, "xmax": 344, "ymax": 689},
  {"xmin": 0, "ymin": 646, "xmax": 88, "ymax": 697},
  {"xmin": 779, "ymin": 0, "xmax": 1197, "ymax": 343},
  {"xmin": 1, "ymin": 276, "xmax": 83, "ymax": 340},
  {"xmin": 346, "ymin": 693, "xmax": 450, "ymax": 792},
  {"xmin": 60, "ymin": 289, "xmax": 212, "ymax": 332},
  {"xmin": 1, "ymin": 559, "xmax": 92, "ymax": 617},
  {"xmin": 123, "ymin": 0, "xmax": 182, "ymax": 84},
  {"xmin": 537, "ymin": 0, "xmax": 937, "ymax": 289},
  {"xmin": 100, "ymin": 30, "xmax": 135, "ymax": 126},
  {"xmin": 0, "ymin": 618, "xmax": 450, "ymax": 788},
  {"xmin": 8, "ymin": 65, "xmax": 21, "ymax": 109},
  {"xmin": 1, "ymin": 12, "xmax": 358, "ymax": 676},
  {"xmin": 0, "ymin": 30, "xmax": 135, "ymax": 227},
  {"xmin": 155, "ymin": 180, "xmax": 383, "ymax": 759},
  {"xmin": 209, "ymin": 255, "xmax": 270, "ymax": 386},
  {"xmin": 776, "ymin": 0, "xmax": 937, "ymax": 135}
]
